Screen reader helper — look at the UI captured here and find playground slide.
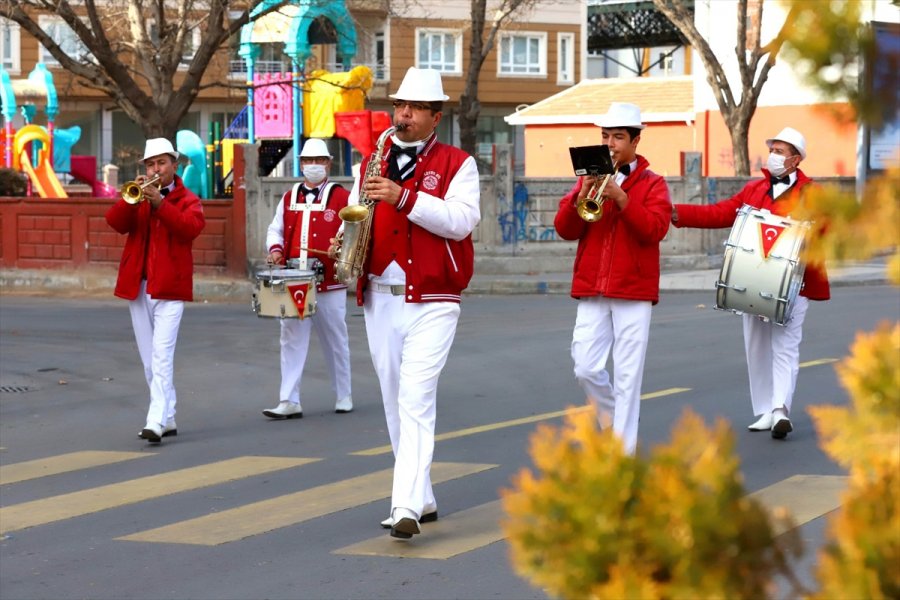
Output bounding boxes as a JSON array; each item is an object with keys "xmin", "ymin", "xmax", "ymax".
[
  {"xmin": 176, "ymin": 129, "xmax": 208, "ymax": 199},
  {"xmin": 70, "ymin": 155, "xmax": 117, "ymax": 197},
  {"xmin": 13, "ymin": 124, "xmax": 67, "ymax": 198}
]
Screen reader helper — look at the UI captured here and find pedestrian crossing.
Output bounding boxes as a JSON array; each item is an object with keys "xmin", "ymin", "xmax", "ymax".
[
  {"xmin": 0, "ymin": 376, "xmax": 847, "ymax": 558},
  {"xmin": 0, "ymin": 447, "xmax": 847, "ymax": 558}
]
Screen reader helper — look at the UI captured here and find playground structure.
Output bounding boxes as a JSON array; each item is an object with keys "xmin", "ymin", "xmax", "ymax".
[
  {"xmin": 215, "ymin": 0, "xmax": 390, "ymax": 183},
  {"xmin": 2, "ymin": 0, "xmax": 394, "ymax": 199}
]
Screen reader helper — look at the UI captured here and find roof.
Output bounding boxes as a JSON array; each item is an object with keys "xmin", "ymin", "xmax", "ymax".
[{"xmin": 504, "ymin": 76, "xmax": 695, "ymax": 125}]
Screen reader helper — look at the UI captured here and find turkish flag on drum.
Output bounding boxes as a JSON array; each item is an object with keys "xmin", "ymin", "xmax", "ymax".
[
  {"xmin": 759, "ymin": 223, "xmax": 786, "ymax": 259},
  {"xmin": 287, "ymin": 282, "xmax": 311, "ymax": 318}
]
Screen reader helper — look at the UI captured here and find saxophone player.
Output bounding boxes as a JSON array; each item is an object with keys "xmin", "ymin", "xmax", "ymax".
[{"xmin": 331, "ymin": 67, "xmax": 481, "ymax": 539}]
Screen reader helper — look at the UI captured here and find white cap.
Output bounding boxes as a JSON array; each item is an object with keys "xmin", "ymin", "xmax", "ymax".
[
  {"xmin": 389, "ymin": 67, "xmax": 450, "ymax": 102},
  {"xmin": 300, "ymin": 138, "xmax": 332, "ymax": 158},
  {"xmin": 766, "ymin": 127, "xmax": 807, "ymax": 160},
  {"xmin": 142, "ymin": 138, "xmax": 179, "ymax": 162},
  {"xmin": 595, "ymin": 102, "xmax": 646, "ymax": 130}
]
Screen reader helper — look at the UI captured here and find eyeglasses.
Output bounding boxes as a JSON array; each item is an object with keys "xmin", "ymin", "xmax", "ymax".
[{"xmin": 392, "ymin": 100, "xmax": 433, "ymax": 112}]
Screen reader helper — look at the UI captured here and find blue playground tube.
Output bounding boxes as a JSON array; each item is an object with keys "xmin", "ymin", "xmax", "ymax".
[{"xmin": 176, "ymin": 129, "xmax": 208, "ymax": 199}]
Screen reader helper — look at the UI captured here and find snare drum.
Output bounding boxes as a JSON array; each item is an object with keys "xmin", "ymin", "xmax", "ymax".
[
  {"xmin": 715, "ymin": 205, "xmax": 810, "ymax": 326},
  {"xmin": 252, "ymin": 268, "xmax": 318, "ymax": 319}
]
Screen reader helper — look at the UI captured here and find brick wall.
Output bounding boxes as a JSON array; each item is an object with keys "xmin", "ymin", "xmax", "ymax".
[{"xmin": 0, "ymin": 196, "xmax": 247, "ymax": 276}]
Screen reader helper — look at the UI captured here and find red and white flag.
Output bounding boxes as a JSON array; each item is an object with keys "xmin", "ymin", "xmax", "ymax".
[
  {"xmin": 758, "ymin": 223, "xmax": 786, "ymax": 259},
  {"xmin": 287, "ymin": 282, "xmax": 311, "ymax": 318}
]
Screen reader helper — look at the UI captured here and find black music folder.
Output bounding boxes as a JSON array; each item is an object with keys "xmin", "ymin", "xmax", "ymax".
[{"xmin": 569, "ymin": 145, "xmax": 615, "ymax": 176}]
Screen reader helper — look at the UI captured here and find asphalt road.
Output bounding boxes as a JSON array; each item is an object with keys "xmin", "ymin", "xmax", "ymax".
[{"xmin": 1, "ymin": 285, "xmax": 897, "ymax": 600}]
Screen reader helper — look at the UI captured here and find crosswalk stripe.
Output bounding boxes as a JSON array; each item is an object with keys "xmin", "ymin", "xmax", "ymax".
[
  {"xmin": 749, "ymin": 474, "xmax": 847, "ymax": 536},
  {"xmin": 1, "ymin": 451, "xmax": 150, "ymax": 485},
  {"xmin": 351, "ymin": 388, "xmax": 692, "ymax": 457},
  {"xmin": 335, "ymin": 499, "xmax": 504, "ymax": 559},
  {"xmin": 118, "ymin": 462, "xmax": 497, "ymax": 546},
  {"xmin": 0, "ymin": 456, "xmax": 315, "ymax": 535},
  {"xmin": 337, "ymin": 474, "xmax": 848, "ymax": 559}
]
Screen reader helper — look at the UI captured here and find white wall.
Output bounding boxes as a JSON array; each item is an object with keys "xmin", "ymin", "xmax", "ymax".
[{"xmin": 397, "ymin": 0, "xmax": 583, "ymax": 25}]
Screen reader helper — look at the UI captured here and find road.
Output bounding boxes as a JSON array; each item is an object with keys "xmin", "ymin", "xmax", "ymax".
[{"xmin": 1, "ymin": 285, "xmax": 897, "ymax": 599}]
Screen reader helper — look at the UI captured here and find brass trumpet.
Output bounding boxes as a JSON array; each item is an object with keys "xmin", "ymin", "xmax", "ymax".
[
  {"xmin": 120, "ymin": 174, "xmax": 162, "ymax": 204},
  {"xmin": 576, "ymin": 162, "xmax": 618, "ymax": 223}
]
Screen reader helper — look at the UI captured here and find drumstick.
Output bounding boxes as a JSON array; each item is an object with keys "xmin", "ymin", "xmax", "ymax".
[{"xmin": 298, "ymin": 247, "xmax": 332, "ymax": 257}]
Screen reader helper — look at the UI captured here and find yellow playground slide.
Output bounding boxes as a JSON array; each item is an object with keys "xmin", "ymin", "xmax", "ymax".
[{"xmin": 13, "ymin": 125, "xmax": 67, "ymax": 198}]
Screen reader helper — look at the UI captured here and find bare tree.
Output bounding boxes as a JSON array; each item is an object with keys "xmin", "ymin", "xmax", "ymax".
[
  {"xmin": 0, "ymin": 0, "xmax": 289, "ymax": 139},
  {"xmin": 652, "ymin": 0, "xmax": 797, "ymax": 175},
  {"xmin": 458, "ymin": 0, "xmax": 537, "ymax": 162}
]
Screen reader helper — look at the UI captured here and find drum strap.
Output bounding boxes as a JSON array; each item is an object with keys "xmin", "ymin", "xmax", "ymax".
[{"xmin": 290, "ymin": 182, "xmax": 334, "ymax": 269}]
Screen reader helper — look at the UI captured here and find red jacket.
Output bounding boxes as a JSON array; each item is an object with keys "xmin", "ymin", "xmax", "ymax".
[
  {"xmin": 354, "ymin": 137, "xmax": 479, "ymax": 305},
  {"xmin": 554, "ymin": 155, "xmax": 672, "ymax": 304},
  {"xmin": 105, "ymin": 176, "xmax": 205, "ymax": 301},
  {"xmin": 673, "ymin": 168, "xmax": 830, "ymax": 301},
  {"xmin": 270, "ymin": 182, "xmax": 349, "ymax": 293}
]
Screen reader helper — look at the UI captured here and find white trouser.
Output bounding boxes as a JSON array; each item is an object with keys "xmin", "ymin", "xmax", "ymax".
[
  {"xmin": 279, "ymin": 290, "xmax": 352, "ymax": 406},
  {"xmin": 128, "ymin": 280, "xmax": 184, "ymax": 428},
  {"xmin": 571, "ymin": 296, "xmax": 652, "ymax": 455},
  {"xmin": 743, "ymin": 295, "xmax": 809, "ymax": 417},
  {"xmin": 364, "ymin": 292, "xmax": 460, "ymax": 519}
]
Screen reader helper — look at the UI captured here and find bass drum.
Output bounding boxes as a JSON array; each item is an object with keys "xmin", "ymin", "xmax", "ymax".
[
  {"xmin": 252, "ymin": 268, "xmax": 318, "ymax": 319},
  {"xmin": 715, "ymin": 205, "xmax": 810, "ymax": 326}
]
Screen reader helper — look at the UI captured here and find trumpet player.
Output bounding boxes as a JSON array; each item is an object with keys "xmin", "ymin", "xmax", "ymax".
[
  {"xmin": 553, "ymin": 102, "xmax": 671, "ymax": 455},
  {"xmin": 105, "ymin": 138, "xmax": 205, "ymax": 444},
  {"xmin": 330, "ymin": 67, "xmax": 480, "ymax": 540}
]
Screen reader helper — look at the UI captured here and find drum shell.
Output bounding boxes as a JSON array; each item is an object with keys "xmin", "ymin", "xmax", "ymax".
[
  {"xmin": 252, "ymin": 269, "xmax": 318, "ymax": 319},
  {"xmin": 715, "ymin": 205, "xmax": 809, "ymax": 325}
]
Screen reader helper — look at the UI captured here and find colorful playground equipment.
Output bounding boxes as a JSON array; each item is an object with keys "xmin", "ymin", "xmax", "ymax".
[
  {"xmin": 12, "ymin": 124, "xmax": 66, "ymax": 198},
  {"xmin": 225, "ymin": 0, "xmax": 387, "ymax": 180}
]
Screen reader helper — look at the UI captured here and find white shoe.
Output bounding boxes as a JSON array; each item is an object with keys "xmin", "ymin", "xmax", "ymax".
[
  {"xmin": 137, "ymin": 419, "xmax": 177, "ymax": 439},
  {"xmin": 139, "ymin": 423, "xmax": 163, "ymax": 443},
  {"xmin": 771, "ymin": 408, "xmax": 793, "ymax": 439},
  {"xmin": 748, "ymin": 413, "xmax": 774, "ymax": 431},
  {"xmin": 389, "ymin": 507, "xmax": 421, "ymax": 539},
  {"xmin": 380, "ymin": 504, "xmax": 437, "ymax": 529},
  {"xmin": 262, "ymin": 401, "xmax": 303, "ymax": 419},
  {"xmin": 335, "ymin": 396, "xmax": 353, "ymax": 414}
]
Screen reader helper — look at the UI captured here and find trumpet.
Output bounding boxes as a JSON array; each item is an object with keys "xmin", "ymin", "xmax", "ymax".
[
  {"xmin": 120, "ymin": 174, "xmax": 162, "ymax": 204},
  {"xmin": 576, "ymin": 162, "xmax": 618, "ymax": 223}
]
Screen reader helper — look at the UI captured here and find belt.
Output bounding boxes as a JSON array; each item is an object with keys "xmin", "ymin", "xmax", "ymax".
[{"xmin": 370, "ymin": 282, "xmax": 406, "ymax": 296}]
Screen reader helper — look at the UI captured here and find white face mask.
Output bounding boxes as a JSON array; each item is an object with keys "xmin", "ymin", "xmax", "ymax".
[
  {"xmin": 766, "ymin": 152, "xmax": 789, "ymax": 177},
  {"xmin": 302, "ymin": 164, "xmax": 327, "ymax": 184}
]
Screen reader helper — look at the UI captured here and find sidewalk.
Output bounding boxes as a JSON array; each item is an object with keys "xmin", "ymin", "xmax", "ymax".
[{"xmin": 0, "ymin": 258, "xmax": 891, "ymax": 302}]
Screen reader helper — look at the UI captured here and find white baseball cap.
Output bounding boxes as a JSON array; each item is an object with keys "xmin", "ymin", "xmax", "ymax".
[
  {"xmin": 300, "ymin": 138, "xmax": 332, "ymax": 158},
  {"xmin": 595, "ymin": 102, "xmax": 646, "ymax": 130},
  {"xmin": 389, "ymin": 67, "xmax": 450, "ymax": 102},
  {"xmin": 766, "ymin": 127, "xmax": 807, "ymax": 160},
  {"xmin": 142, "ymin": 137, "xmax": 179, "ymax": 162}
]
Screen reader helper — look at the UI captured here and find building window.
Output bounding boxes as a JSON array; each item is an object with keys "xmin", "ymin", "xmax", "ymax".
[
  {"xmin": 557, "ymin": 32, "xmax": 574, "ymax": 85},
  {"xmin": 499, "ymin": 32, "xmax": 546, "ymax": 77},
  {"xmin": 374, "ymin": 32, "xmax": 386, "ymax": 80},
  {"xmin": 1, "ymin": 18, "xmax": 20, "ymax": 74},
  {"xmin": 38, "ymin": 16, "xmax": 92, "ymax": 66},
  {"xmin": 416, "ymin": 29, "xmax": 461, "ymax": 74}
]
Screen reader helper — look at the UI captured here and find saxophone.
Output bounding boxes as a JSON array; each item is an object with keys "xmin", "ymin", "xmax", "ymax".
[{"xmin": 334, "ymin": 124, "xmax": 406, "ymax": 285}]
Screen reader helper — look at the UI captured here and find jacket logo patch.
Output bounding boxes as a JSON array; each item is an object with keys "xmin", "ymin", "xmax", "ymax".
[
  {"xmin": 422, "ymin": 171, "xmax": 441, "ymax": 191},
  {"xmin": 323, "ymin": 209, "xmax": 336, "ymax": 222}
]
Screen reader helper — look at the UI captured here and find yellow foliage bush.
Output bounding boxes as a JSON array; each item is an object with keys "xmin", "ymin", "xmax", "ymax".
[
  {"xmin": 502, "ymin": 409, "xmax": 802, "ymax": 600},
  {"xmin": 808, "ymin": 323, "xmax": 900, "ymax": 600}
]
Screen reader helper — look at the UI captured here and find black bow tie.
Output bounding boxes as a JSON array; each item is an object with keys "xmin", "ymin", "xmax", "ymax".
[
  {"xmin": 618, "ymin": 164, "xmax": 631, "ymax": 176},
  {"xmin": 770, "ymin": 174, "xmax": 791, "ymax": 186},
  {"xmin": 160, "ymin": 186, "xmax": 171, "ymax": 197},
  {"xmin": 302, "ymin": 186, "xmax": 319, "ymax": 196},
  {"xmin": 390, "ymin": 145, "xmax": 418, "ymax": 160}
]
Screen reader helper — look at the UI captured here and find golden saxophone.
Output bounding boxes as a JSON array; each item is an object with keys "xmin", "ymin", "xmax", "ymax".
[{"xmin": 334, "ymin": 124, "xmax": 407, "ymax": 285}]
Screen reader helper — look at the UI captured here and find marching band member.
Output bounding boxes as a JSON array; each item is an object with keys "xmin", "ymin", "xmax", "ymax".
[
  {"xmin": 671, "ymin": 127, "xmax": 830, "ymax": 439},
  {"xmin": 105, "ymin": 138, "xmax": 205, "ymax": 444},
  {"xmin": 262, "ymin": 138, "xmax": 353, "ymax": 419},
  {"xmin": 333, "ymin": 67, "xmax": 480, "ymax": 539},
  {"xmin": 554, "ymin": 102, "xmax": 672, "ymax": 455}
]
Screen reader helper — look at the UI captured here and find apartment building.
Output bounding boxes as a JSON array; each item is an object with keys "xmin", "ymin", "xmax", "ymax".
[{"xmin": 1, "ymin": 0, "xmax": 584, "ymax": 180}]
